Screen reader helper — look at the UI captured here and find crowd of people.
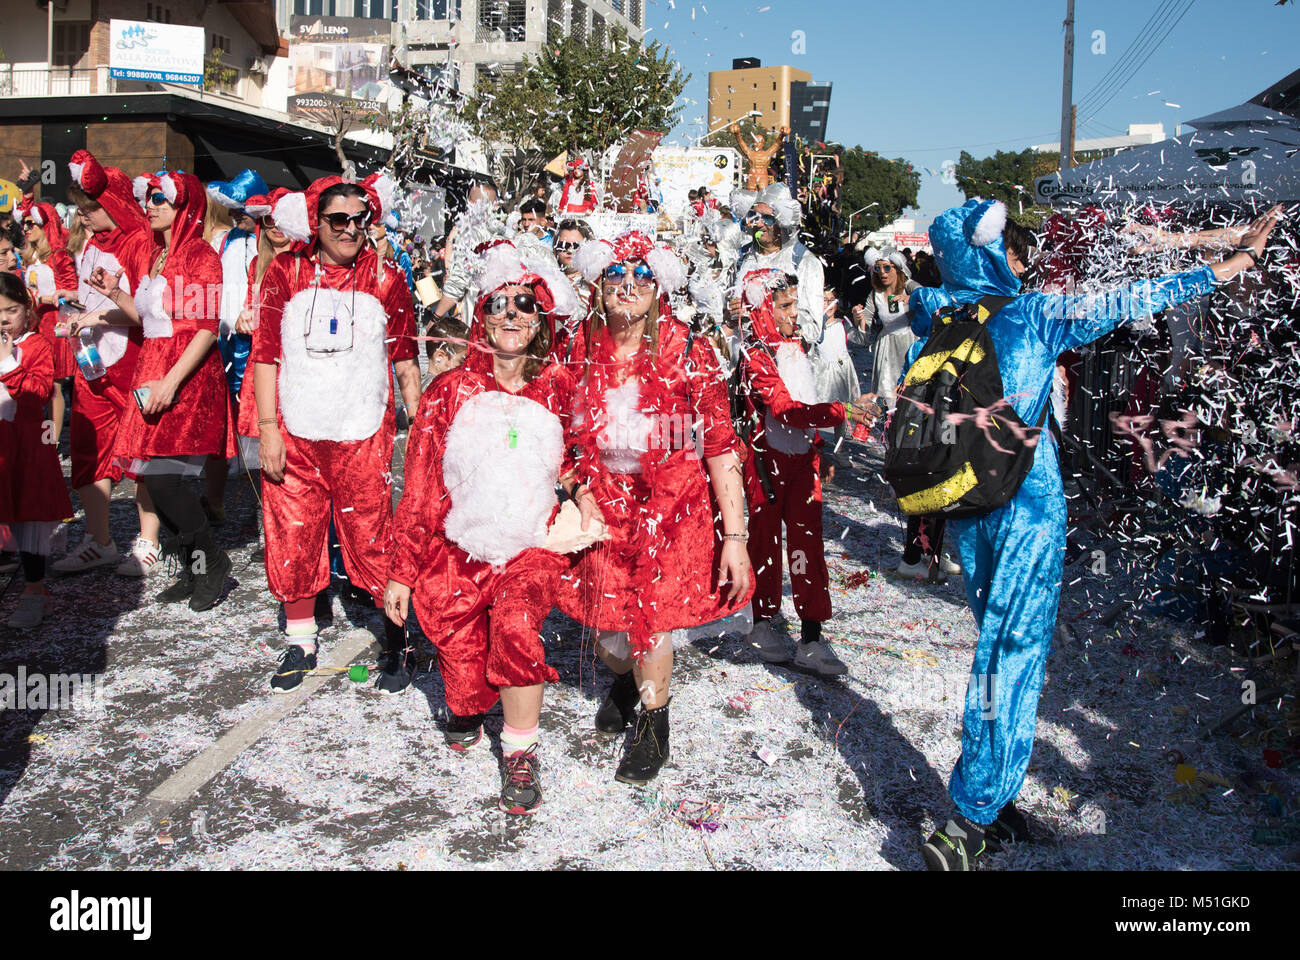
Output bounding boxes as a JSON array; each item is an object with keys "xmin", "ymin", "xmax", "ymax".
[{"xmin": 0, "ymin": 148, "xmax": 1285, "ymax": 867}]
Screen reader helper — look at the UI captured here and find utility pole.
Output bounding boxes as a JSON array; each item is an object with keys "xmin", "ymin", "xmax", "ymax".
[{"xmin": 1059, "ymin": 0, "xmax": 1075, "ymax": 172}]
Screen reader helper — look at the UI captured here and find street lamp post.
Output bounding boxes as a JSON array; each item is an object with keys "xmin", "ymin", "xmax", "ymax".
[{"xmin": 846, "ymin": 203, "xmax": 877, "ymax": 238}]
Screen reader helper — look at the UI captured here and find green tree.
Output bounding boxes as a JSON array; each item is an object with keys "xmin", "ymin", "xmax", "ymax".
[
  {"xmin": 468, "ymin": 27, "xmax": 688, "ymax": 161},
  {"xmin": 837, "ymin": 147, "xmax": 920, "ymax": 234}
]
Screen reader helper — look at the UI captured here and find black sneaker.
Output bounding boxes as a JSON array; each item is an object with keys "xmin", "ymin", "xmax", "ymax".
[
  {"xmin": 270, "ymin": 643, "xmax": 317, "ymax": 694},
  {"xmin": 500, "ymin": 744, "xmax": 542, "ymax": 815},
  {"xmin": 920, "ymin": 820, "xmax": 987, "ymax": 872},
  {"xmin": 986, "ymin": 802, "xmax": 1033, "ymax": 852},
  {"xmin": 188, "ymin": 531, "xmax": 232, "ymax": 612},
  {"xmin": 444, "ymin": 712, "xmax": 485, "ymax": 751},
  {"xmin": 594, "ymin": 670, "xmax": 639, "ymax": 735}
]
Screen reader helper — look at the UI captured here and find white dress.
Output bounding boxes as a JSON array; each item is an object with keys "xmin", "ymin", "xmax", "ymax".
[{"xmin": 869, "ymin": 286, "xmax": 919, "ymax": 410}]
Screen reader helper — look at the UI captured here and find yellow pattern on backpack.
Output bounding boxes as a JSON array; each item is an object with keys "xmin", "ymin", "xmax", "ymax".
[{"xmin": 897, "ymin": 461, "xmax": 979, "ymax": 515}]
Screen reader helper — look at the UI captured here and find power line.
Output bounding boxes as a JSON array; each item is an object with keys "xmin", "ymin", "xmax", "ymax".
[
  {"xmin": 1074, "ymin": 0, "xmax": 1180, "ymax": 114},
  {"xmin": 1079, "ymin": 0, "xmax": 1197, "ymax": 122}
]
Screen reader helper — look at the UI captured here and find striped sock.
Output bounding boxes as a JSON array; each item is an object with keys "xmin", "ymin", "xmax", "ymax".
[
  {"xmin": 285, "ymin": 617, "xmax": 318, "ymax": 653},
  {"xmin": 501, "ymin": 723, "xmax": 539, "ymax": 756}
]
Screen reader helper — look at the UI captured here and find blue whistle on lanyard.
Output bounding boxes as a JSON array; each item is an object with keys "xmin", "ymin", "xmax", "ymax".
[{"xmin": 329, "ymin": 316, "xmax": 338, "ymax": 335}]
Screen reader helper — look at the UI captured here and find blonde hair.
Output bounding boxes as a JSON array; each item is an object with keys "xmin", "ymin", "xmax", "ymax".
[
  {"xmin": 23, "ymin": 228, "xmax": 52, "ymax": 264},
  {"xmin": 67, "ymin": 215, "xmax": 88, "ymax": 256},
  {"xmin": 203, "ymin": 201, "xmax": 234, "ymax": 245},
  {"xmin": 255, "ymin": 225, "xmax": 292, "ymax": 285},
  {"xmin": 586, "ymin": 286, "xmax": 662, "ymax": 361}
]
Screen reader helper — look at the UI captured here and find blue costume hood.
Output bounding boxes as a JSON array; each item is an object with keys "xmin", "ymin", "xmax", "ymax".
[{"xmin": 929, "ymin": 199, "xmax": 1021, "ymax": 300}]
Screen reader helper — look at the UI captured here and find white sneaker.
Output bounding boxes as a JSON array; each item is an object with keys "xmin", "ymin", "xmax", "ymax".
[
  {"xmin": 793, "ymin": 640, "xmax": 849, "ymax": 677},
  {"xmin": 115, "ymin": 538, "xmax": 162, "ymax": 577},
  {"xmin": 747, "ymin": 620, "xmax": 792, "ymax": 663},
  {"xmin": 51, "ymin": 537, "xmax": 119, "ymax": 574},
  {"xmin": 7, "ymin": 592, "xmax": 47, "ymax": 629},
  {"xmin": 939, "ymin": 553, "xmax": 962, "ymax": 576},
  {"xmin": 894, "ymin": 557, "xmax": 948, "ymax": 583}
]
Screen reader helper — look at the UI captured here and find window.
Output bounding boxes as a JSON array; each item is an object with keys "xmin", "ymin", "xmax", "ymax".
[
  {"xmin": 146, "ymin": 3, "xmax": 173, "ymax": 22},
  {"xmin": 570, "ymin": 1, "xmax": 586, "ymax": 41},
  {"xmin": 52, "ymin": 22, "xmax": 91, "ymax": 67},
  {"xmin": 211, "ymin": 34, "xmax": 232, "ymax": 53},
  {"xmin": 592, "ymin": 14, "xmax": 605, "ymax": 48},
  {"xmin": 478, "ymin": 0, "xmax": 527, "ymax": 42},
  {"xmin": 415, "ymin": 0, "xmax": 459, "ymax": 16},
  {"xmin": 773, "ymin": 82, "xmax": 777, "ymax": 91},
  {"xmin": 628, "ymin": 0, "xmax": 643, "ymax": 29},
  {"xmin": 772, "ymin": 101, "xmax": 776, "ymax": 110}
]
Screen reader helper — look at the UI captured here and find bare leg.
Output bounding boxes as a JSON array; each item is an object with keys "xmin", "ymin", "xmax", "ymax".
[
  {"xmin": 595, "ymin": 630, "xmax": 634, "ymax": 675},
  {"xmin": 500, "ymin": 684, "xmax": 543, "ymax": 731},
  {"xmin": 136, "ymin": 484, "xmax": 161, "ymax": 544},
  {"xmin": 78, "ymin": 479, "xmax": 114, "ymax": 546},
  {"xmin": 49, "ymin": 383, "xmax": 66, "ymax": 444},
  {"xmin": 632, "ymin": 632, "xmax": 673, "ymax": 708}
]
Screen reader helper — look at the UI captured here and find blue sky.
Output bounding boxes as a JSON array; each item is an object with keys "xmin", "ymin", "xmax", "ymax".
[{"xmin": 648, "ymin": 0, "xmax": 1300, "ymax": 224}]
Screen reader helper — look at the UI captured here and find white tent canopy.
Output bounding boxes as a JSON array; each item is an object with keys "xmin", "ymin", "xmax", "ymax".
[{"xmin": 1035, "ymin": 68, "xmax": 1300, "ymax": 209}]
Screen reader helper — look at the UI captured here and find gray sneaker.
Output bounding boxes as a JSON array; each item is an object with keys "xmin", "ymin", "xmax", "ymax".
[
  {"xmin": 746, "ymin": 620, "xmax": 792, "ymax": 663},
  {"xmin": 6, "ymin": 592, "xmax": 47, "ymax": 630},
  {"xmin": 793, "ymin": 640, "xmax": 849, "ymax": 677}
]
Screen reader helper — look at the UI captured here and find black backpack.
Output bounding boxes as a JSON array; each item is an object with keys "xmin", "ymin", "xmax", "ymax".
[{"xmin": 883, "ymin": 295, "xmax": 1048, "ymax": 519}]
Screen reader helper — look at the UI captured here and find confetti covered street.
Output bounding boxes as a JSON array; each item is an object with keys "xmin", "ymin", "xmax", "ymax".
[{"xmin": 2, "ymin": 428, "xmax": 1296, "ymax": 871}]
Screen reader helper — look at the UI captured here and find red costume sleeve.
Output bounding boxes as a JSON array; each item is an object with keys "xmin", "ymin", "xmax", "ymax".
[
  {"xmin": 388, "ymin": 374, "xmax": 462, "ymax": 587},
  {"xmin": 686, "ymin": 337, "xmax": 742, "ymax": 458},
  {"xmin": 0, "ymin": 335, "xmax": 53, "ymax": 401},
  {"xmin": 382, "ymin": 262, "xmax": 417, "ymax": 363},
  {"xmin": 49, "ymin": 249, "xmax": 79, "ymax": 295},
  {"xmin": 746, "ymin": 349, "xmax": 846, "ymax": 429},
  {"xmin": 250, "ymin": 254, "xmax": 294, "ymax": 365}
]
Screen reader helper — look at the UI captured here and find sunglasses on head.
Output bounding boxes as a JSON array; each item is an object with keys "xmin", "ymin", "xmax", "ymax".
[
  {"xmin": 603, "ymin": 263, "xmax": 655, "ymax": 286},
  {"xmin": 553, "ymin": 240, "xmax": 582, "ymax": 252},
  {"xmin": 146, "ymin": 192, "xmax": 170, "ymax": 207},
  {"xmin": 745, "ymin": 212, "xmax": 778, "ymax": 227},
  {"xmin": 320, "ymin": 210, "xmax": 370, "ymax": 232},
  {"xmin": 485, "ymin": 292, "xmax": 538, "ymax": 315}
]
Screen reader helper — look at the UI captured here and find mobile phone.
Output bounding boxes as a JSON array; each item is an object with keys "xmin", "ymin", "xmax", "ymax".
[
  {"xmin": 133, "ymin": 386, "xmax": 151, "ymax": 411},
  {"xmin": 60, "ymin": 298, "xmax": 87, "ymax": 312}
]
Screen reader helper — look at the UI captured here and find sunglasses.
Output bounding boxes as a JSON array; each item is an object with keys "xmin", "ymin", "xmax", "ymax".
[
  {"xmin": 146, "ymin": 193, "xmax": 170, "ymax": 207},
  {"xmin": 745, "ymin": 212, "xmax": 778, "ymax": 227},
  {"xmin": 21, "ymin": 220, "xmax": 37, "ymax": 230},
  {"xmin": 875, "ymin": 263, "xmax": 895, "ymax": 271},
  {"xmin": 602, "ymin": 263, "xmax": 655, "ymax": 286},
  {"xmin": 259, "ymin": 216, "xmax": 276, "ymax": 229},
  {"xmin": 320, "ymin": 210, "xmax": 370, "ymax": 232},
  {"xmin": 553, "ymin": 240, "xmax": 582, "ymax": 252},
  {"xmin": 485, "ymin": 292, "xmax": 538, "ymax": 315}
]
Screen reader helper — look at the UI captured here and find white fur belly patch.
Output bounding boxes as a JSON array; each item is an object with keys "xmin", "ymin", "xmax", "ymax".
[
  {"xmin": 278, "ymin": 287, "xmax": 391, "ymax": 442},
  {"xmin": 441, "ymin": 391, "xmax": 564, "ymax": 566}
]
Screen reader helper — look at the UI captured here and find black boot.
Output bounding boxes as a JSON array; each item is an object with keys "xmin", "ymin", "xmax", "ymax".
[
  {"xmin": 594, "ymin": 670, "xmax": 640, "ymax": 735},
  {"xmin": 155, "ymin": 534, "xmax": 195, "ymax": 604},
  {"xmin": 375, "ymin": 616, "xmax": 414, "ymax": 695},
  {"xmin": 614, "ymin": 700, "xmax": 670, "ymax": 786},
  {"xmin": 188, "ymin": 524, "xmax": 232, "ymax": 612}
]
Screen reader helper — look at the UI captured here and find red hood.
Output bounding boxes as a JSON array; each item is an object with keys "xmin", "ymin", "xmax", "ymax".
[
  {"xmin": 270, "ymin": 173, "xmax": 393, "ymax": 245},
  {"xmin": 19, "ymin": 200, "xmax": 69, "ymax": 251},
  {"xmin": 138, "ymin": 171, "xmax": 208, "ymax": 252},
  {"xmin": 68, "ymin": 150, "xmax": 149, "ymax": 235},
  {"xmin": 740, "ymin": 267, "xmax": 800, "ymax": 351}
]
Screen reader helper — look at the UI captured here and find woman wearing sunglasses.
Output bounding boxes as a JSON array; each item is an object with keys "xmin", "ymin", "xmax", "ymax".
[
  {"xmin": 561, "ymin": 231, "xmax": 753, "ymax": 786},
  {"xmin": 250, "ymin": 174, "xmax": 422, "ymax": 696},
  {"xmin": 852, "ymin": 247, "xmax": 920, "ymax": 416},
  {"xmin": 80, "ymin": 171, "xmax": 237, "ymax": 613},
  {"xmin": 385, "ymin": 240, "xmax": 589, "ymax": 814},
  {"xmin": 17, "ymin": 199, "xmax": 78, "ymax": 445}
]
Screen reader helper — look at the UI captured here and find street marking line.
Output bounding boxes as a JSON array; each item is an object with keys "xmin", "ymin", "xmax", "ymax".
[{"xmin": 120, "ymin": 629, "xmax": 377, "ymax": 831}]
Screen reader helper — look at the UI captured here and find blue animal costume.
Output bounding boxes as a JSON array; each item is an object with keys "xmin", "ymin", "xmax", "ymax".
[
  {"xmin": 913, "ymin": 199, "xmax": 1218, "ymax": 829},
  {"xmin": 206, "ymin": 169, "xmax": 269, "ymax": 397}
]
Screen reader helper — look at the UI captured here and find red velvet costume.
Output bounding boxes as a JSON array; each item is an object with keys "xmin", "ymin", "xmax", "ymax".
[
  {"xmin": 558, "ymin": 159, "xmax": 600, "ymax": 215},
  {"xmin": 389, "ymin": 251, "xmax": 578, "ymax": 714},
  {"xmin": 112, "ymin": 172, "xmax": 236, "ymax": 471},
  {"xmin": 559, "ymin": 233, "xmax": 753, "ymax": 654},
  {"xmin": 0, "ymin": 332, "xmax": 74, "ymax": 524},
  {"xmin": 18, "ymin": 200, "xmax": 78, "ymax": 379},
  {"xmin": 66, "ymin": 150, "xmax": 150, "ymax": 488},
  {"xmin": 250, "ymin": 176, "xmax": 416, "ymax": 605},
  {"xmin": 738, "ymin": 269, "xmax": 845, "ymax": 623}
]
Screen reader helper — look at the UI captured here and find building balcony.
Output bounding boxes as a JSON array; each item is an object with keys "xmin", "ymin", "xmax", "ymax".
[{"xmin": 0, "ymin": 62, "xmax": 270, "ymax": 106}]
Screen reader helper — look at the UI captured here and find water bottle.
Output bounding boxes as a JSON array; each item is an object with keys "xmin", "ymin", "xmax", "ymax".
[{"xmin": 75, "ymin": 328, "xmax": 106, "ymax": 381}]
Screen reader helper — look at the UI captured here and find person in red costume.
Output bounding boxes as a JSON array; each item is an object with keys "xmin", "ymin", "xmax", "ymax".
[
  {"xmin": 385, "ymin": 239, "xmax": 601, "ymax": 814},
  {"xmin": 17, "ymin": 199, "xmax": 78, "ymax": 443},
  {"xmin": 54, "ymin": 149, "xmax": 162, "ymax": 578},
  {"xmin": 556, "ymin": 157, "xmax": 601, "ymax": 215},
  {"xmin": 251, "ymin": 174, "xmax": 422, "ymax": 695},
  {"xmin": 561, "ymin": 230, "xmax": 753, "ymax": 785},
  {"xmin": 0, "ymin": 273, "xmax": 76, "ymax": 628},
  {"xmin": 78, "ymin": 170, "xmax": 236, "ymax": 612},
  {"xmin": 735, "ymin": 267, "xmax": 878, "ymax": 676}
]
